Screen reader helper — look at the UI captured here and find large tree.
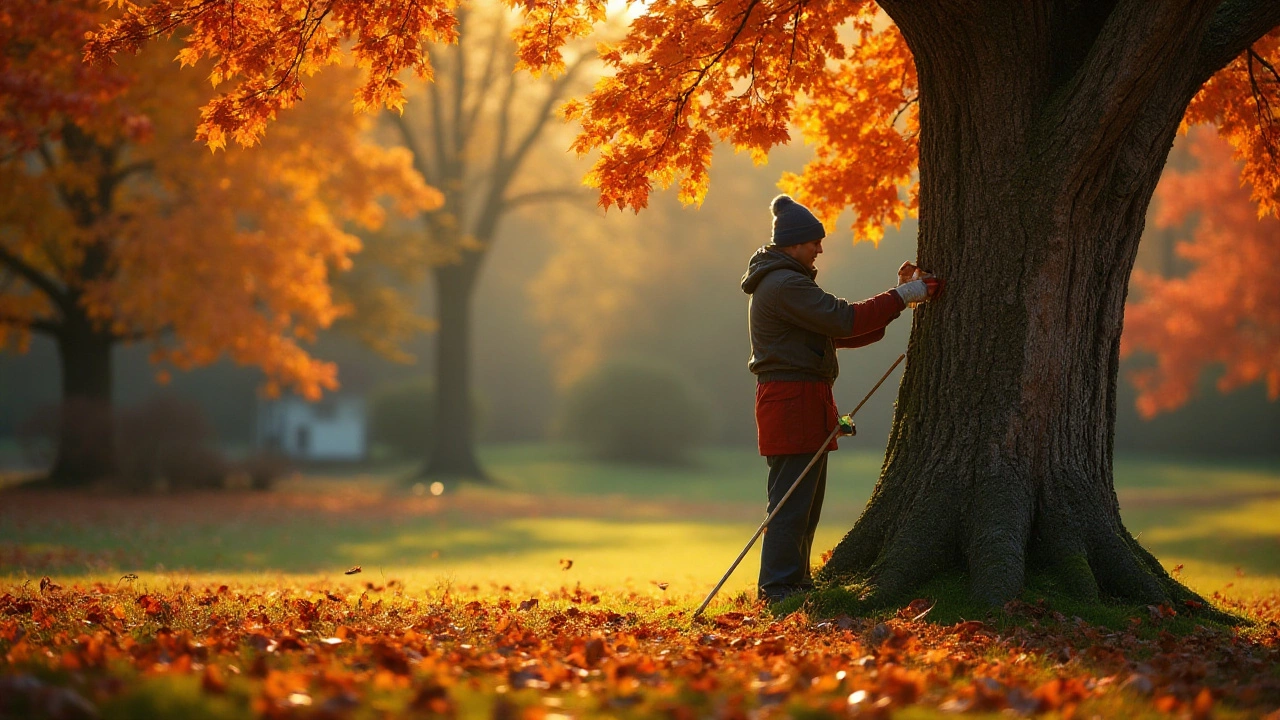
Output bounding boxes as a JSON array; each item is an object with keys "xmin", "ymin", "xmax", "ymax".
[
  {"xmin": 1, "ymin": 1, "xmax": 435, "ymax": 486},
  {"xmin": 385, "ymin": 6, "xmax": 593, "ymax": 480},
  {"xmin": 524, "ymin": 0, "xmax": 1280, "ymax": 608},
  {"xmin": 87, "ymin": 0, "xmax": 1280, "ymax": 606}
]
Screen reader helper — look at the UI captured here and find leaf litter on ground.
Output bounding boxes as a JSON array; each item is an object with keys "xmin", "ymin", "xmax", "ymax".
[{"xmin": 1, "ymin": 580, "xmax": 1279, "ymax": 719}]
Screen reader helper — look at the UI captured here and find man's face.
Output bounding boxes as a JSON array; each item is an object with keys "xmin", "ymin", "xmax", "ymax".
[{"xmin": 784, "ymin": 238, "xmax": 824, "ymax": 272}]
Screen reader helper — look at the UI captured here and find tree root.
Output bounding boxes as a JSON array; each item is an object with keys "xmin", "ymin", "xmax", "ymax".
[{"xmin": 817, "ymin": 474, "xmax": 1231, "ymax": 623}]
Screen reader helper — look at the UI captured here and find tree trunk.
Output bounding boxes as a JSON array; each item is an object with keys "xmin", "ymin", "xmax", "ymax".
[
  {"xmin": 422, "ymin": 249, "xmax": 489, "ymax": 481},
  {"xmin": 48, "ymin": 314, "xmax": 117, "ymax": 487},
  {"xmin": 819, "ymin": 2, "xmax": 1220, "ymax": 607}
]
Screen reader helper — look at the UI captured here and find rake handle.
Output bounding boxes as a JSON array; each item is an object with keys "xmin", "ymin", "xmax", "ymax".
[{"xmin": 692, "ymin": 352, "xmax": 907, "ymax": 618}]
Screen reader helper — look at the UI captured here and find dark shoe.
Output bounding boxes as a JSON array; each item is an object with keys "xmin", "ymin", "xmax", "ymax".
[{"xmin": 760, "ymin": 584, "xmax": 813, "ymax": 604}]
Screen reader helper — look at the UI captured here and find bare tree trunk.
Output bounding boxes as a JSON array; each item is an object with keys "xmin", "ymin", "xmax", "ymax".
[
  {"xmin": 818, "ymin": 0, "xmax": 1239, "ymax": 608},
  {"xmin": 423, "ymin": 249, "xmax": 488, "ymax": 481},
  {"xmin": 48, "ymin": 313, "xmax": 116, "ymax": 487}
]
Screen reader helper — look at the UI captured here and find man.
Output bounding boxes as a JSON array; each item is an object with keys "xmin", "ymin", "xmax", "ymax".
[{"xmin": 740, "ymin": 194, "xmax": 939, "ymax": 603}]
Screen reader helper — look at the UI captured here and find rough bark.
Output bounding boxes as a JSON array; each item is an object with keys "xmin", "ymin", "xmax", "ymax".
[{"xmin": 819, "ymin": 0, "xmax": 1278, "ymax": 607}]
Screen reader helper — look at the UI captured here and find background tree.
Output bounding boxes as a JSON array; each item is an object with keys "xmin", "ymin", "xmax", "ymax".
[
  {"xmin": 0, "ymin": 1, "xmax": 436, "ymax": 486},
  {"xmin": 86, "ymin": 1, "xmax": 1280, "ymax": 607},
  {"xmin": 1123, "ymin": 126, "xmax": 1280, "ymax": 417},
  {"xmin": 89, "ymin": 1, "xmax": 596, "ymax": 481},
  {"xmin": 384, "ymin": 6, "xmax": 594, "ymax": 481}
]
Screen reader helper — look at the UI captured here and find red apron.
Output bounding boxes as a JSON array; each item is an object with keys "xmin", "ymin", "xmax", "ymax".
[{"xmin": 755, "ymin": 380, "xmax": 839, "ymax": 456}]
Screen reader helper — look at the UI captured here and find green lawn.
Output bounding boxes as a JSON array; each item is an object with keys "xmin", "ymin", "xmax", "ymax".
[{"xmin": 2, "ymin": 443, "xmax": 1278, "ymax": 603}]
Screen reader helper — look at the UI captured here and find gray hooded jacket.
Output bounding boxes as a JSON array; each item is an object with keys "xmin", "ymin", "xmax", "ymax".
[{"xmin": 741, "ymin": 246, "xmax": 901, "ymax": 382}]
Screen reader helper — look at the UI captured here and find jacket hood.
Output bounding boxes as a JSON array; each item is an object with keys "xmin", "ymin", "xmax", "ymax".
[{"xmin": 740, "ymin": 246, "xmax": 815, "ymax": 294}]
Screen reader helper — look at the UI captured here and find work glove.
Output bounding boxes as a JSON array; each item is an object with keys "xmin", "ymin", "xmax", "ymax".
[
  {"xmin": 895, "ymin": 279, "xmax": 931, "ymax": 306},
  {"xmin": 894, "ymin": 261, "xmax": 944, "ymax": 307}
]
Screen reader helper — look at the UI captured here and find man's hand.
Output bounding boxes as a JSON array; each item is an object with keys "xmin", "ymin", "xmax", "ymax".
[{"xmin": 894, "ymin": 261, "xmax": 944, "ymax": 307}]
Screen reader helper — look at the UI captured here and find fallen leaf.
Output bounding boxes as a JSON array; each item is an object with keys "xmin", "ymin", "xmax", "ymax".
[
  {"xmin": 714, "ymin": 612, "xmax": 745, "ymax": 629},
  {"xmin": 1192, "ymin": 688, "xmax": 1214, "ymax": 720},
  {"xmin": 202, "ymin": 664, "xmax": 227, "ymax": 694}
]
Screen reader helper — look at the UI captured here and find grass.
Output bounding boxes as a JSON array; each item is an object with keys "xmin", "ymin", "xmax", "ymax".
[
  {"xmin": 1, "ymin": 443, "xmax": 1278, "ymax": 605},
  {"xmin": 3, "ymin": 447, "xmax": 1280, "ymax": 719},
  {"xmin": 482, "ymin": 443, "xmax": 886, "ymax": 505}
]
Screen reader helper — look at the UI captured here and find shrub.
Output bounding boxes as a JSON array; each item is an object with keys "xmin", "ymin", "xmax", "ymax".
[
  {"xmin": 560, "ymin": 361, "xmax": 713, "ymax": 464},
  {"xmin": 116, "ymin": 394, "xmax": 227, "ymax": 492},
  {"xmin": 234, "ymin": 450, "xmax": 292, "ymax": 491},
  {"xmin": 368, "ymin": 378, "xmax": 487, "ymax": 460},
  {"xmin": 368, "ymin": 378, "xmax": 435, "ymax": 460}
]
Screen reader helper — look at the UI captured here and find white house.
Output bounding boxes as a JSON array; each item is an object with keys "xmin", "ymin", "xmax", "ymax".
[{"xmin": 255, "ymin": 394, "xmax": 367, "ymax": 461}]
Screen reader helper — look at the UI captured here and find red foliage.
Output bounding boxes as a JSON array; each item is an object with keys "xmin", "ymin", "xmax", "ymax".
[{"xmin": 1123, "ymin": 127, "xmax": 1280, "ymax": 416}]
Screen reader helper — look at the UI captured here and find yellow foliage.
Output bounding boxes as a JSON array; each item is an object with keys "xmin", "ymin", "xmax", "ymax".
[{"xmin": 1, "ymin": 3, "xmax": 440, "ymax": 397}]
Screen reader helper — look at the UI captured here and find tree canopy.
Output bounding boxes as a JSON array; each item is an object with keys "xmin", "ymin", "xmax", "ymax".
[
  {"xmin": 82, "ymin": 1, "xmax": 1280, "ymax": 410},
  {"xmin": 1, "ymin": 0, "xmax": 438, "ymax": 400},
  {"xmin": 1123, "ymin": 127, "xmax": 1280, "ymax": 416},
  {"xmin": 84, "ymin": 2, "xmax": 1279, "ymax": 224}
]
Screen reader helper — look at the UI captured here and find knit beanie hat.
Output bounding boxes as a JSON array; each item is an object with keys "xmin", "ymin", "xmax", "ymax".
[{"xmin": 770, "ymin": 194, "xmax": 826, "ymax": 247}]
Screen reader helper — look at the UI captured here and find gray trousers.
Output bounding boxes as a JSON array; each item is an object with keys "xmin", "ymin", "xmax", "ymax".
[{"xmin": 758, "ymin": 451, "xmax": 827, "ymax": 600}]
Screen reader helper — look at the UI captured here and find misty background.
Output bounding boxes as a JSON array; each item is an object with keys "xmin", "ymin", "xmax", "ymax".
[{"xmin": 2, "ymin": 143, "xmax": 1277, "ymax": 468}]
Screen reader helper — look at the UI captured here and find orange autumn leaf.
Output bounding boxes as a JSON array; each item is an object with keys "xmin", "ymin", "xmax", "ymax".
[
  {"xmin": 84, "ymin": 3, "xmax": 1277, "ymax": 250},
  {"xmin": 1, "ymin": 0, "xmax": 439, "ymax": 396},
  {"xmin": 75, "ymin": 0, "xmax": 1280, "ymax": 409},
  {"xmin": 3, "ymin": 581, "xmax": 1277, "ymax": 716},
  {"xmin": 84, "ymin": 0, "xmax": 460, "ymax": 149}
]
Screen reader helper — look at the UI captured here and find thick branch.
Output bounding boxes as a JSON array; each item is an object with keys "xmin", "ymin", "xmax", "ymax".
[
  {"xmin": 1196, "ymin": 0, "xmax": 1280, "ymax": 83},
  {"xmin": 504, "ymin": 52, "xmax": 591, "ymax": 174},
  {"xmin": 35, "ymin": 141, "xmax": 77, "ymax": 215},
  {"xmin": 0, "ymin": 245, "xmax": 70, "ymax": 316},
  {"xmin": 492, "ymin": 65, "xmax": 519, "ymax": 164},
  {"xmin": 1043, "ymin": 0, "xmax": 1218, "ymax": 155},
  {"xmin": 461, "ymin": 16, "xmax": 507, "ymax": 137},
  {"xmin": 389, "ymin": 111, "xmax": 437, "ymax": 185},
  {"xmin": 110, "ymin": 159, "xmax": 155, "ymax": 184},
  {"xmin": 427, "ymin": 67, "xmax": 454, "ymax": 182},
  {"xmin": 475, "ymin": 52, "xmax": 593, "ymax": 241},
  {"xmin": 451, "ymin": 9, "xmax": 468, "ymax": 159},
  {"xmin": 0, "ymin": 313, "xmax": 61, "ymax": 335}
]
